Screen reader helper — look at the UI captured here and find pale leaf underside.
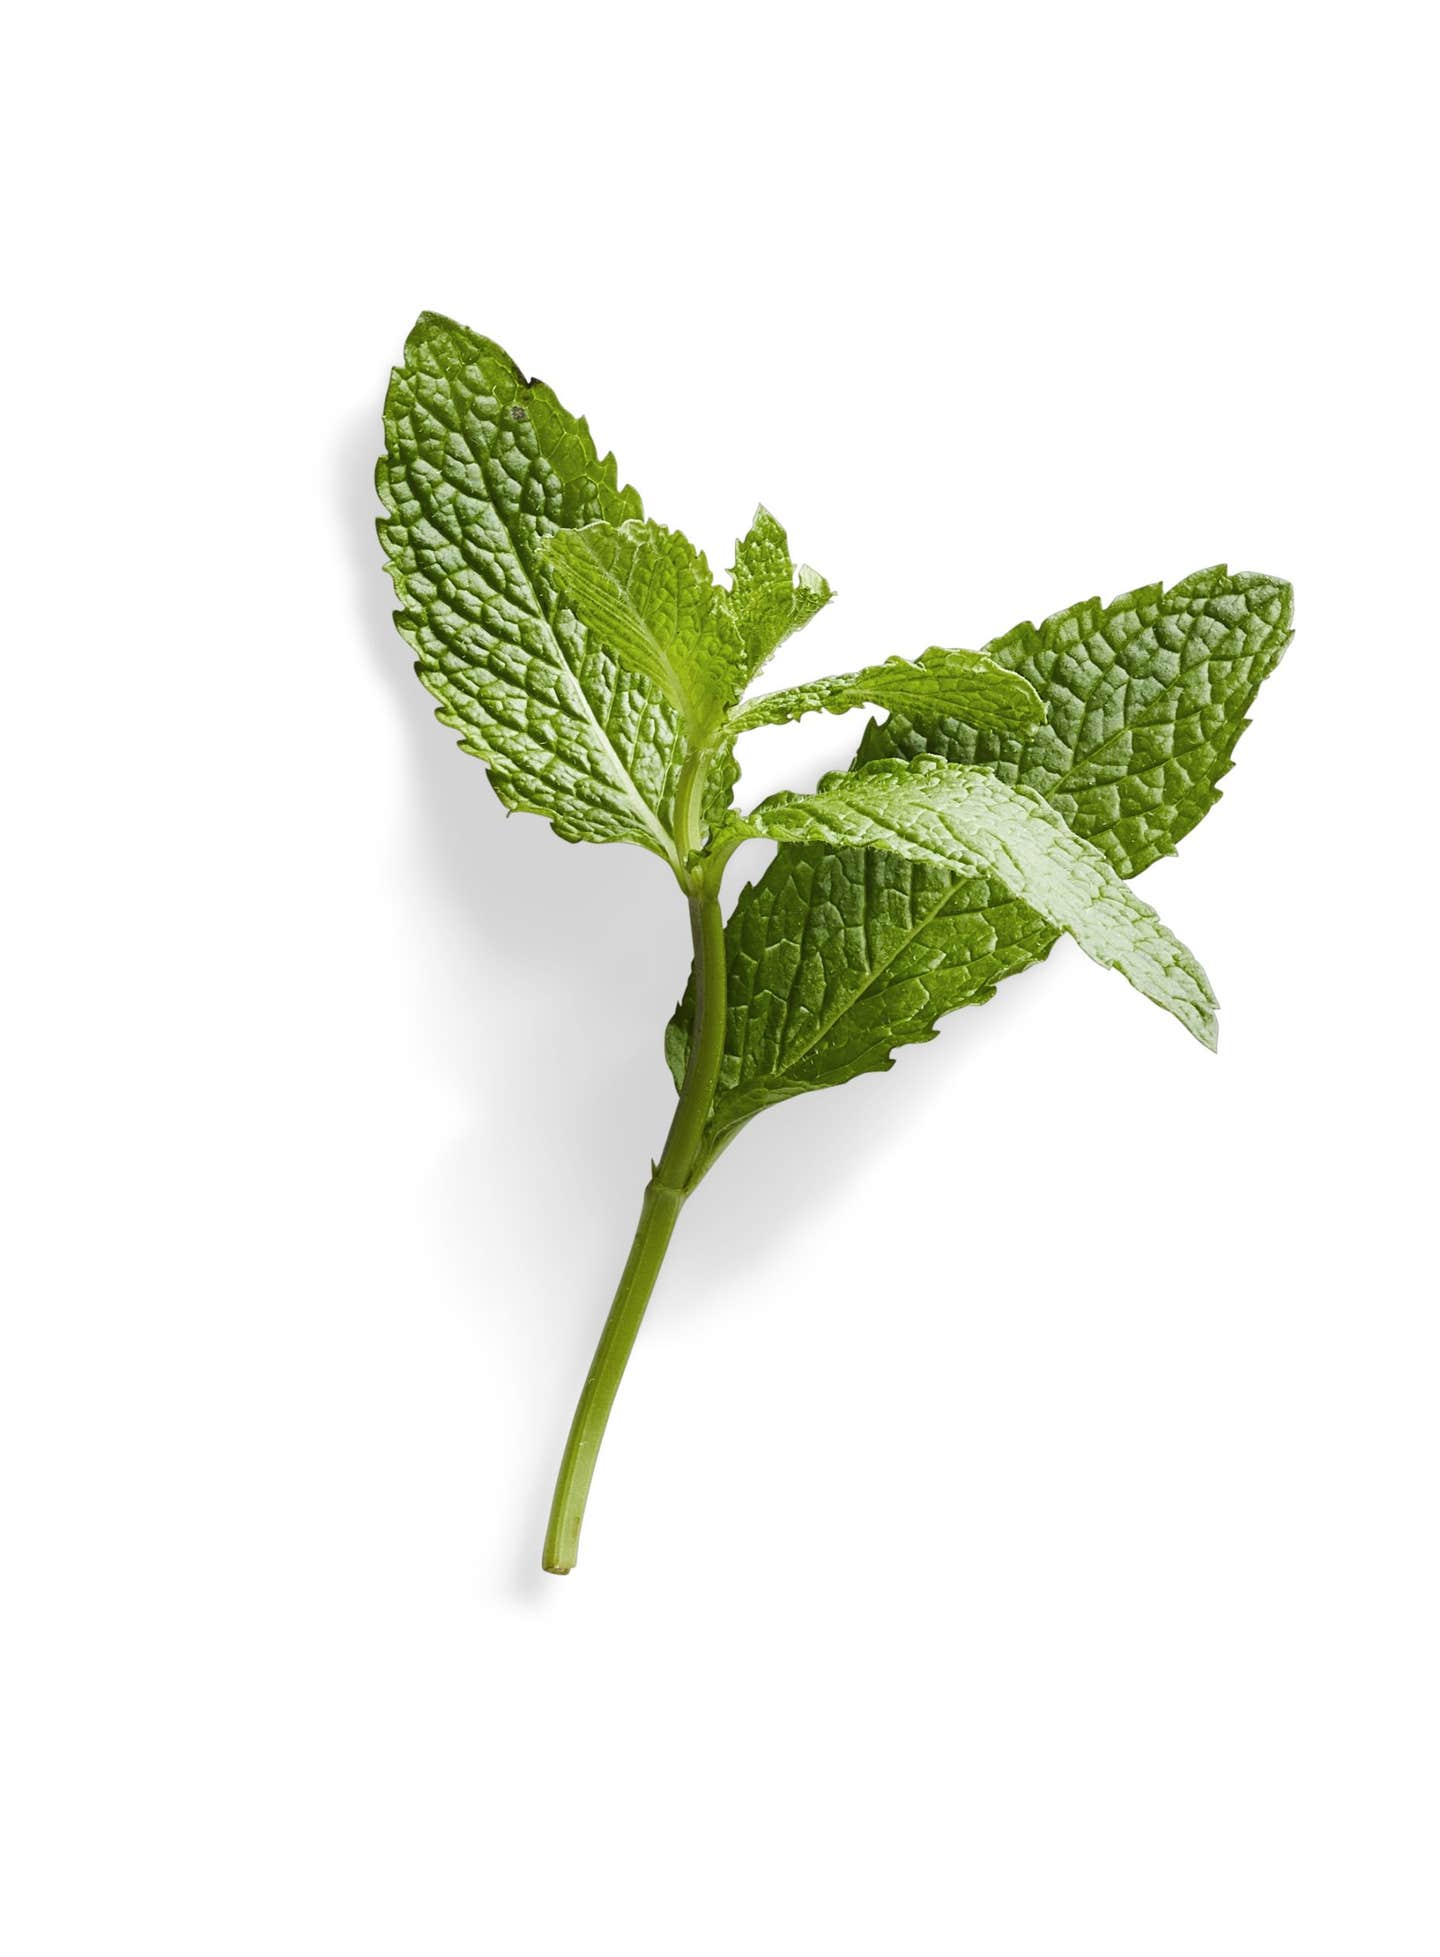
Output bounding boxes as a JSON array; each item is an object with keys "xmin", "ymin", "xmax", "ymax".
[
  {"xmin": 729, "ymin": 645, "xmax": 1043, "ymax": 737},
  {"xmin": 745, "ymin": 759, "xmax": 1219, "ymax": 1049}
]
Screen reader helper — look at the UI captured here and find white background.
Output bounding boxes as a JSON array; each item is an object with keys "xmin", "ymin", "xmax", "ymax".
[{"xmin": 4, "ymin": 4, "xmax": 1436, "ymax": 1951}]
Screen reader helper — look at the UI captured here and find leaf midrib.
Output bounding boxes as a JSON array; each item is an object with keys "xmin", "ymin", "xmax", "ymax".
[
  {"xmin": 402, "ymin": 371, "xmax": 679, "ymax": 863},
  {"xmin": 715, "ymin": 860, "xmax": 1046, "ymax": 1127},
  {"xmin": 565, "ymin": 531, "xmax": 701, "ymax": 729}
]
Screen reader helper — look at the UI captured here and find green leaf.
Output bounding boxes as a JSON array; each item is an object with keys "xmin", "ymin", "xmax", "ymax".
[
  {"xmin": 729, "ymin": 506, "xmax": 833, "ymax": 682},
  {"xmin": 377, "ymin": 313, "xmax": 685, "ymax": 861},
  {"xmin": 743, "ymin": 758, "xmax": 1218, "ymax": 1048},
  {"xmin": 701, "ymin": 741, "xmax": 743, "ymax": 835},
  {"xmin": 543, "ymin": 518, "xmax": 747, "ymax": 733},
  {"xmin": 665, "ymin": 847, "xmax": 1057, "ymax": 1138},
  {"xmin": 672, "ymin": 566, "xmax": 1289, "ymax": 1140},
  {"xmin": 860, "ymin": 566, "xmax": 1294, "ymax": 879},
  {"xmin": 728, "ymin": 646, "xmax": 1045, "ymax": 737}
]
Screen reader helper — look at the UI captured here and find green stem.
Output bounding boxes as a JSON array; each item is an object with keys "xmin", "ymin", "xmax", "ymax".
[
  {"xmin": 540, "ymin": 1179, "xmax": 684, "ymax": 1575},
  {"xmin": 542, "ymin": 874, "xmax": 728, "ymax": 1574}
]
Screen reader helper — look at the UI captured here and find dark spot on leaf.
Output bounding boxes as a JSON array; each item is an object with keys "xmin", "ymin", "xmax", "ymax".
[{"xmin": 509, "ymin": 405, "xmax": 527, "ymax": 421}]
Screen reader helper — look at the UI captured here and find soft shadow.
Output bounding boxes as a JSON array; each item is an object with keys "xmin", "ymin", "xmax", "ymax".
[
  {"xmin": 335, "ymin": 407, "xmax": 1061, "ymax": 1596},
  {"xmin": 334, "ymin": 407, "xmax": 686, "ymax": 1600},
  {"xmin": 672, "ymin": 946, "xmax": 1064, "ymax": 1311}
]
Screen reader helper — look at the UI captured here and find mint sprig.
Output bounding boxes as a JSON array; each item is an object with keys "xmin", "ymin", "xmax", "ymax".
[{"xmin": 377, "ymin": 314, "xmax": 1293, "ymax": 1574}]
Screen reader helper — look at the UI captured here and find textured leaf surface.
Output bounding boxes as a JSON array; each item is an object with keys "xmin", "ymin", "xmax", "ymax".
[
  {"xmin": 729, "ymin": 646, "xmax": 1044, "ymax": 736},
  {"xmin": 745, "ymin": 759, "xmax": 1218, "ymax": 1048},
  {"xmin": 545, "ymin": 519, "xmax": 747, "ymax": 731},
  {"xmin": 701, "ymin": 742, "xmax": 743, "ymax": 835},
  {"xmin": 673, "ymin": 565, "xmax": 1289, "ymax": 1142},
  {"xmin": 860, "ymin": 566, "xmax": 1293, "ymax": 879},
  {"xmin": 729, "ymin": 506, "xmax": 832, "ymax": 683},
  {"xmin": 377, "ymin": 314, "xmax": 683, "ymax": 859},
  {"xmin": 666, "ymin": 848, "xmax": 1057, "ymax": 1139}
]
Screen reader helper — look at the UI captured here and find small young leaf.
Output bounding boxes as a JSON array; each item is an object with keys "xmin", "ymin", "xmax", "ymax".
[
  {"xmin": 728, "ymin": 646, "xmax": 1045, "ymax": 737},
  {"xmin": 377, "ymin": 314, "xmax": 685, "ymax": 860},
  {"xmin": 743, "ymin": 758, "xmax": 1219, "ymax": 1048},
  {"xmin": 729, "ymin": 506, "xmax": 833, "ymax": 682},
  {"xmin": 545, "ymin": 518, "xmax": 748, "ymax": 733},
  {"xmin": 701, "ymin": 741, "xmax": 743, "ymax": 835}
]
